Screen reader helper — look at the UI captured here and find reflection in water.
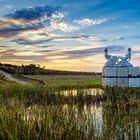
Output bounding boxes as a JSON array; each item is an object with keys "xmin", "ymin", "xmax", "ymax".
[
  {"xmin": 60, "ymin": 88, "xmax": 104, "ymax": 96},
  {"xmin": 84, "ymin": 104, "xmax": 103, "ymax": 134},
  {"xmin": 24, "ymin": 103, "xmax": 103, "ymax": 138},
  {"xmin": 20, "ymin": 88, "xmax": 140, "ymax": 139}
]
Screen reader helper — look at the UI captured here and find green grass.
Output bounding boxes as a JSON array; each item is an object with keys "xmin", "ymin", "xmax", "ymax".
[
  {"xmin": 0, "ymin": 83, "xmax": 103, "ymax": 140},
  {"xmin": 12, "ymin": 74, "xmax": 102, "ymax": 88},
  {"xmin": 0, "ymin": 103, "xmax": 100, "ymax": 140},
  {"xmin": 1, "ymin": 83, "xmax": 140, "ymax": 139},
  {"xmin": 44, "ymin": 79, "xmax": 102, "ymax": 90},
  {"xmin": 13, "ymin": 75, "xmax": 102, "ymax": 89},
  {"xmin": 26, "ymin": 75, "xmax": 102, "ymax": 88}
]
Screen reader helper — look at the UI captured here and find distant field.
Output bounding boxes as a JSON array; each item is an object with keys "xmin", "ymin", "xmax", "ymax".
[
  {"xmin": 23, "ymin": 74, "xmax": 102, "ymax": 88},
  {"xmin": 26, "ymin": 74, "xmax": 101, "ymax": 80}
]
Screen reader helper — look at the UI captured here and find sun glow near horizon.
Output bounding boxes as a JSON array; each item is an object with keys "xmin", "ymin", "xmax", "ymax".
[{"xmin": 0, "ymin": 0, "xmax": 140, "ymax": 72}]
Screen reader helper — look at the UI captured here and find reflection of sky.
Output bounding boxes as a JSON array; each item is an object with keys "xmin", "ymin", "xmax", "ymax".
[
  {"xmin": 0, "ymin": 0, "xmax": 140, "ymax": 72},
  {"xmin": 62, "ymin": 88, "xmax": 103, "ymax": 96},
  {"xmin": 84, "ymin": 104, "xmax": 103, "ymax": 134}
]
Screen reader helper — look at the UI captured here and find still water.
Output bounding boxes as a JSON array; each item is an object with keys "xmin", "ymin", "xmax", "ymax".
[
  {"xmin": 24, "ymin": 88, "xmax": 140, "ymax": 140},
  {"xmin": 60, "ymin": 88, "xmax": 104, "ymax": 96}
]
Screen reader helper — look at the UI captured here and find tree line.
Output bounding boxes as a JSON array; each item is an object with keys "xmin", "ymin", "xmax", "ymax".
[
  {"xmin": 0, "ymin": 63, "xmax": 101, "ymax": 75},
  {"xmin": 0, "ymin": 63, "xmax": 45, "ymax": 75}
]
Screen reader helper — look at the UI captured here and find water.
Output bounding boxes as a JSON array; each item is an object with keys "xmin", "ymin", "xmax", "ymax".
[
  {"xmin": 60, "ymin": 88, "xmax": 104, "ymax": 96},
  {"xmin": 12, "ymin": 88, "xmax": 140, "ymax": 139}
]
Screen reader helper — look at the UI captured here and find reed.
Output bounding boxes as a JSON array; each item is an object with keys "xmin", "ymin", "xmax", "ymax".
[{"xmin": 1, "ymin": 84, "xmax": 140, "ymax": 139}]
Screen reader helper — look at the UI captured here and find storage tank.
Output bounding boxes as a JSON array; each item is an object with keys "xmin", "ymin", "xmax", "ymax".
[
  {"xmin": 129, "ymin": 67, "xmax": 140, "ymax": 77},
  {"xmin": 102, "ymin": 48, "xmax": 140, "ymax": 87},
  {"xmin": 117, "ymin": 67, "xmax": 128, "ymax": 77},
  {"xmin": 129, "ymin": 78, "xmax": 140, "ymax": 87},
  {"xmin": 102, "ymin": 78, "xmax": 117, "ymax": 87},
  {"xmin": 102, "ymin": 67, "xmax": 117, "ymax": 87}
]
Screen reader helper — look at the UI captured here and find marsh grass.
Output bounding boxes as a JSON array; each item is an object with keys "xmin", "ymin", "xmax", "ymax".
[
  {"xmin": 104, "ymin": 87, "xmax": 140, "ymax": 108},
  {"xmin": 102, "ymin": 87, "xmax": 140, "ymax": 139},
  {"xmin": 1, "ymin": 84, "xmax": 140, "ymax": 139},
  {"xmin": 0, "ymin": 97, "xmax": 101, "ymax": 139}
]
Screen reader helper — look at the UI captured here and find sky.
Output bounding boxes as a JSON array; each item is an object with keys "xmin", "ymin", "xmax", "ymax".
[{"xmin": 0, "ymin": 0, "xmax": 140, "ymax": 72}]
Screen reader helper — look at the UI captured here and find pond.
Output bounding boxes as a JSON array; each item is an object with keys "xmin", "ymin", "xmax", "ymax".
[{"xmin": 1, "ymin": 87, "xmax": 140, "ymax": 139}]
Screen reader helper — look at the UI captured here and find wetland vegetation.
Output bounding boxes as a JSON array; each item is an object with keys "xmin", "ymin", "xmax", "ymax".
[
  {"xmin": 0, "ymin": 64, "xmax": 139, "ymax": 140},
  {"xmin": 1, "ymin": 82, "xmax": 140, "ymax": 139}
]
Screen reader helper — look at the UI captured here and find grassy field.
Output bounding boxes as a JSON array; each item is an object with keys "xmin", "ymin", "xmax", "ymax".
[
  {"xmin": 23, "ymin": 74, "xmax": 102, "ymax": 89},
  {"xmin": 27, "ymin": 74, "xmax": 101, "ymax": 81}
]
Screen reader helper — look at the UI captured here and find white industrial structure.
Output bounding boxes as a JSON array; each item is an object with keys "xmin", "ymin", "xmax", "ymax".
[{"xmin": 102, "ymin": 48, "xmax": 140, "ymax": 87}]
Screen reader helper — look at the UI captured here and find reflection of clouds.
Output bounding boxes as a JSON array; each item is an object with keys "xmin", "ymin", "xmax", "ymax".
[
  {"xmin": 62, "ymin": 88, "xmax": 103, "ymax": 96},
  {"xmin": 62, "ymin": 103, "xmax": 103, "ymax": 136},
  {"xmin": 84, "ymin": 104, "xmax": 103, "ymax": 133}
]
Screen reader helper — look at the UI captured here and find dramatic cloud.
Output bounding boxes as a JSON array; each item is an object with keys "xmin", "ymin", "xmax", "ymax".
[
  {"xmin": 51, "ymin": 11, "xmax": 66, "ymax": 19},
  {"xmin": 12, "ymin": 34, "xmax": 94, "ymax": 45},
  {"xmin": 0, "ymin": 23, "xmax": 43, "ymax": 37},
  {"xmin": 38, "ymin": 45, "xmax": 127, "ymax": 61},
  {"xmin": 61, "ymin": 45, "xmax": 126, "ymax": 58},
  {"xmin": 73, "ymin": 18, "xmax": 106, "ymax": 26},
  {"xmin": 0, "ymin": 5, "xmax": 80, "ymax": 38},
  {"xmin": 0, "ymin": 3, "xmax": 133, "ymax": 72},
  {"xmin": 0, "ymin": 5, "xmax": 68, "ymax": 37},
  {"xmin": 49, "ymin": 21, "xmax": 78, "ymax": 32},
  {"xmin": 12, "ymin": 38, "xmax": 49, "ymax": 45},
  {"xmin": 6, "ymin": 6, "xmax": 61, "ymax": 20}
]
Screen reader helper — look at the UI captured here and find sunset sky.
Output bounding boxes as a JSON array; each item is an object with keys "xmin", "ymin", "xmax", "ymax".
[{"xmin": 0, "ymin": 0, "xmax": 140, "ymax": 72}]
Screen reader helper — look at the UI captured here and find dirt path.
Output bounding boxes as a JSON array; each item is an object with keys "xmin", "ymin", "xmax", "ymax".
[{"xmin": 0, "ymin": 70, "xmax": 29, "ymax": 85}]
